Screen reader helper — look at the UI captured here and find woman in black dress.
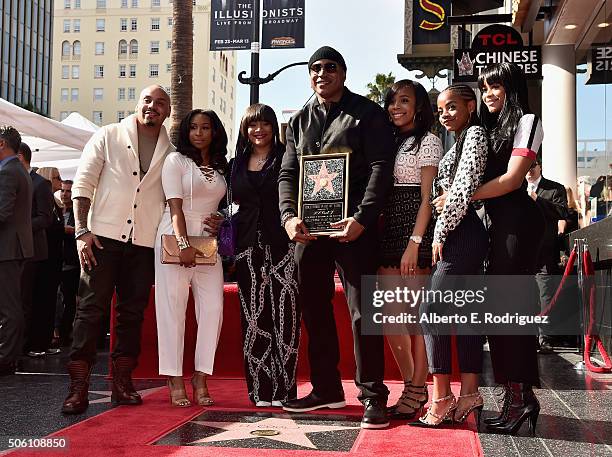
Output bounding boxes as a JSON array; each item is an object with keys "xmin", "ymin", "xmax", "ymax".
[
  {"xmin": 473, "ymin": 63, "xmax": 545, "ymax": 435},
  {"xmin": 379, "ymin": 80, "xmax": 442, "ymax": 419},
  {"xmin": 230, "ymin": 104, "xmax": 300, "ymax": 407}
]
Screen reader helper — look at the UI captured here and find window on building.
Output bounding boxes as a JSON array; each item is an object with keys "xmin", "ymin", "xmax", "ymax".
[
  {"xmin": 72, "ymin": 65, "xmax": 80, "ymax": 78},
  {"xmin": 128, "ymin": 87, "xmax": 136, "ymax": 100},
  {"xmin": 119, "ymin": 64, "xmax": 126, "ymax": 77},
  {"xmin": 61, "ymin": 88, "xmax": 69, "ymax": 102},
  {"xmin": 166, "ymin": 63, "xmax": 171, "ymax": 72},
  {"xmin": 131, "ymin": 0, "xmax": 138, "ymax": 7},
  {"xmin": 96, "ymin": 19, "xmax": 105, "ymax": 32},
  {"xmin": 120, "ymin": 18, "xmax": 127, "ymax": 31},
  {"xmin": 63, "ymin": 19, "xmax": 70, "ymax": 33},
  {"xmin": 129, "ymin": 64, "xmax": 136, "ymax": 77},
  {"xmin": 211, "ymin": 90, "xmax": 215, "ymax": 105},
  {"xmin": 118, "ymin": 88, "xmax": 126, "ymax": 100},
  {"xmin": 73, "ymin": 41, "xmax": 81, "ymax": 56},
  {"xmin": 96, "ymin": 0, "xmax": 106, "ymax": 8},
  {"xmin": 151, "ymin": 0, "xmax": 160, "ymax": 6},
  {"xmin": 73, "ymin": 19, "xmax": 80, "ymax": 32},
  {"xmin": 60, "ymin": 111, "xmax": 69, "ymax": 120},
  {"xmin": 129, "ymin": 39, "xmax": 138, "ymax": 54},
  {"xmin": 62, "ymin": 41, "xmax": 71, "ymax": 56},
  {"xmin": 71, "ymin": 88, "xmax": 79, "ymax": 101},
  {"xmin": 74, "ymin": 0, "xmax": 81, "ymax": 7},
  {"xmin": 212, "ymin": 67, "xmax": 215, "ymax": 82},
  {"xmin": 230, "ymin": 107, "xmax": 233, "ymax": 119},
  {"xmin": 131, "ymin": 18, "xmax": 137, "ymax": 31},
  {"xmin": 94, "ymin": 65, "xmax": 104, "ymax": 78},
  {"xmin": 64, "ymin": 0, "xmax": 70, "ymax": 8},
  {"xmin": 150, "ymin": 41, "xmax": 159, "ymax": 53},
  {"xmin": 166, "ymin": 40, "xmax": 172, "ymax": 49},
  {"xmin": 149, "ymin": 64, "xmax": 159, "ymax": 78},
  {"xmin": 62, "ymin": 66, "xmax": 69, "ymax": 78},
  {"xmin": 119, "ymin": 40, "xmax": 128, "ymax": 55},
  {"xmin": 230, "ymin": 86, "xmax": 233, "ymax": 99},
  {"xmin": 167, "ymin": 17, "xmax": 172, "ymax": 27},
  {"xmin": 94, "ymin": 88, "xmax": 104, "ymax": 101},
  {"xmin": 121, "ymin": 0, "xmax": 127, "ymax": 7},
  {"xmin": 93, "ymin": 111, "xmax": 103, "ymax": 126},
  {"xmin": 117, "ymin": 111, "xmax": 126, "ymax": 122},
  {"xmin": 95, "ymin": 42, "xmax": 104, "ymax": 55},
  {"xmin": 150, "ymin": 18, "xmax": 160, "ymax": 30}
]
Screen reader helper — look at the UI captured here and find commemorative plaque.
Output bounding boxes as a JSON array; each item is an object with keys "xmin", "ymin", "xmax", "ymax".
[{"xmin": 298, "ymin": 152, "xmax": 349, "ymax": 235}]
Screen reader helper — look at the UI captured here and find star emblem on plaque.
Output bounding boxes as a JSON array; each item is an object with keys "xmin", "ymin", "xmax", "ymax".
[{"xmin": 299, "ymin": 152, "xmax": 349, "ymax": 235}]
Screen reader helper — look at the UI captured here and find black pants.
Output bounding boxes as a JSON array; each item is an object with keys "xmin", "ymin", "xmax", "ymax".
[
  {"xmin": 70, "ymin": 237, "xmax": 154, "ymax": 364},
  {"xmin": 236, "ymin": 237, "xmax": 300, "ymax": 404},
  {"xmin": 294, "ymin": 230, "xmax": 389, "ymax": 402},
  {"xmin": 0, "ymin": 260, "xmax": 25, "ymax": 366},
  {"xmin": 60, "ymin": 267, "xmax": 80, "ymax": 344},
  {"xmin": 486, "ymin": 197, "xmax": 545, "ymax": 387},
  {"xmin": 25, "ymin": 257, "xmax": 62, "ymax": 352},
  {"xmin": 421, "ymin": 207, "xmax": 488, "ymax": 374}
]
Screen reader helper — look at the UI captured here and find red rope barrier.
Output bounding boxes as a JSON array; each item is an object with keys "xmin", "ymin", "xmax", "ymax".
[
  {"xmin": 582, "ymin": 250, "xmax": 612, "ymax": 373},
  {"xmin": 535, "ymin": 246, "xmax": 611, "ymax": 373}
]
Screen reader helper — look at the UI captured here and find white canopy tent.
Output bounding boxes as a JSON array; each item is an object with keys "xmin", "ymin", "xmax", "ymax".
[
  {"xmin": 24, "ymin": 113, "xmax": 99, "ymax": 180},
  {"xmin": 0, "ymin": 99, "xmax": 97, "ymax": 180}
]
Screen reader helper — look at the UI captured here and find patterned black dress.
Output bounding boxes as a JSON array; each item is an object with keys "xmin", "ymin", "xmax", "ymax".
[{"xmin": 380, "ymin": 132, "xmax": 443, "ymax": 268}]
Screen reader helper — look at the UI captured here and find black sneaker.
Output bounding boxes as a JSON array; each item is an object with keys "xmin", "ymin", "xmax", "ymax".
[
  {"xmin": 282, "ymin": 392, "xmax": 346, "ymax": 412},
  {"xmin": 361, "ymin": 398, "xmax": 389, "ymax": 429}
]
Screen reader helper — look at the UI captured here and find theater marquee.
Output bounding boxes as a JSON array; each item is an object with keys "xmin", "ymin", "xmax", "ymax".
[{"xmin": 453, "ymin": 24, "xmax": 542, "ymax": 82}]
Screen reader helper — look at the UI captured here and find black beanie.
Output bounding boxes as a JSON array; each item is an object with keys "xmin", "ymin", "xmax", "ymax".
[{"xmin": 307, "ymin": 46, "xmax": 347, "ymax": 71}]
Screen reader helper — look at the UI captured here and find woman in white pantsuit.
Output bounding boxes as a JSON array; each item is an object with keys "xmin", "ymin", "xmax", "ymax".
[{"xmin": 154, "ymin": 109, "xmax": 228, "ymax": 407}]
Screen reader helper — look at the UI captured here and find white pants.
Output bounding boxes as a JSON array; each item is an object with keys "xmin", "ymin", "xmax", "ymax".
[{"xmin": 154, "ymin": 214, "xmax": 224, "ymax": 376}]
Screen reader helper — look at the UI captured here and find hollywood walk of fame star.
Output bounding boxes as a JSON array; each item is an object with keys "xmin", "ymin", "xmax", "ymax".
[
  {"xmin": 308, "ymin": 162, "xmax": 339, "ymax": 196},
  {"xmin": 88, "ymin": 386, "xmax": 163, "ymax": 404},
  {"xmin": 189, "ymin": 414, "xmax": 360, "ymax": 449}
]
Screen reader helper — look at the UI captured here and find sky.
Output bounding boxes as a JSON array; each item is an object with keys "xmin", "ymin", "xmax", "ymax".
[
  {"xmin": 232, "ymin": 0, "xmax": 609, "ymax": 153},
  {"xmin": 233, "ymin": 0, "xmax": 423, "ymax": 128}
]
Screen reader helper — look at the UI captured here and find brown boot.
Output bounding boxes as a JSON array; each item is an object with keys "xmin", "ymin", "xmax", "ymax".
[
  {"xmin": 62, "ymin": 360, "xmax": 92, "ymax": 414},
  {"xmin": 111, "ymin": 356, "xmax": 142, "ymax": 406}
]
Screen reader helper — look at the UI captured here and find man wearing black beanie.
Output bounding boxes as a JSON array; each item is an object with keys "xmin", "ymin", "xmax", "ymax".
[{"xmin": 279, "ymin": 45, "xmax": 394, "ymax": 429}]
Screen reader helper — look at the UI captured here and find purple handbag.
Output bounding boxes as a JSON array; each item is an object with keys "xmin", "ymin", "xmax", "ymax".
[{"xmin": 218, "ymin": 162, "xmax": 237, "ymax": 257}]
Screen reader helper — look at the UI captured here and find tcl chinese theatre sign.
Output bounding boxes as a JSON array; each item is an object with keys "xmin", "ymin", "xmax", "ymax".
[{"xmin": 453, "ymin": 24, "xmax": 542, "ymax": 82}]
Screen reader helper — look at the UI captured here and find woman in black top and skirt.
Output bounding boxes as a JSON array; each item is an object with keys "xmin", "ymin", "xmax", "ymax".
[
  {"xmin": 230, "ymin": 104, "xmax": 300, "ymax": 407},
  {"xmin": 473, "ymin": 63, "xmax": 546, "ymax": 435}
]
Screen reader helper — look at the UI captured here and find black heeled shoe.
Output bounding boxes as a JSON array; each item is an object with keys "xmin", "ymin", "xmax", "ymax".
[
  {"xmin": 409, "ymin": 393, "xmax": 456, "ymax": 428},
  {"xmin": 454, "ymin": 391, "xmax": 484, "ymax": 430},
  {"xmin": 484, "ymin": 383, "xmax": 511, "ymax": 426},
  {"xmin": 388, "ymin": 381, "xmax": 428, "ymax": 420},
  {"xmin": 486, "ymin": 383, "xmax": 540, "ymax": 436}
]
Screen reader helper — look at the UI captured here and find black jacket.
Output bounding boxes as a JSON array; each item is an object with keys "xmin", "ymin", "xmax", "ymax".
[
  {"xmin": 278, "ymin": 88, "xmax": 395, "ymax": 230},
  {"xmin": 30, "ymin": 170, "xmax": 54, "ymax": 262},
  {"xmin": 534, "ymin": 176, "xmax": 568, "ymax": 271},
  {"xmin": 0, "ymin": 157, "xmax": 33, "ymax": 261},
  {"xmin": 229, "ymin": 146, "xmax": 290, "ymax": 250},
  {"xmin": 62, "ymin": 208, "xmax": 79, "ymax": 268}
]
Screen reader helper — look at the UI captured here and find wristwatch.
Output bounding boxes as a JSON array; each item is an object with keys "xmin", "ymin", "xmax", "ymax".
[
  {"xmin": 74, "ymin": 228, "xmax": 91, "ymax": 240},
  {"xmin": 409, "ymin": 235, "xmax": 422, "ymax": 244}
]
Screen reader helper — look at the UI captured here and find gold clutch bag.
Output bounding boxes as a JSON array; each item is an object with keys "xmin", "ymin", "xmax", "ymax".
[{"xmin": 160, "ymin": 234, "xmax": 218, "ymax": 265}]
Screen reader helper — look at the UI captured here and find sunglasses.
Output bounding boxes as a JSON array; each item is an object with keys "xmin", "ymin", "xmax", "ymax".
[{"xmin": 310, "ymin": 63, "xmax": 338, "ymax": 74}]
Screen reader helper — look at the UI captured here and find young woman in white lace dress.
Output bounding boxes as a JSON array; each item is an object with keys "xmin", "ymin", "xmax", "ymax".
[
  {"xmin": 379, "ymin": 80, "xmax": 442, "ymax": 420},
  {"xmin": 154, "ymin": 109, "xmax": 228, "ymax": 408}
]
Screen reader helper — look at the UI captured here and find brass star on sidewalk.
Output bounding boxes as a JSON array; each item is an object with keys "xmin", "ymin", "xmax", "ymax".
[
  {"xmin": 308, "ymin": 162, "xmax": 339, "ymax": 196},
  {"xmin": 190, "ymin": 414, "xmax": 360, "ymax": 449}
]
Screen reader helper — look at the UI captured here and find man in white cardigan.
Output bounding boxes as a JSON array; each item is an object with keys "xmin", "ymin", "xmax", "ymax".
[{"xmin": 62, "ymin": 85, "xmax": 173, "ymax": 414}]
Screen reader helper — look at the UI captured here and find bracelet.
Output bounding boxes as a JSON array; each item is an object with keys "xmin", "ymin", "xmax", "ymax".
[
  {"xmin": 74, "ymin": 228, "xmax": 91, "ymax": 240},
  {"xmin": 176, "ymin": 235, "xmax": 190, "ymax": 250},
  {"xmin": 281, "ymin": 212, "xmax": 296, "ymax": 228}
]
